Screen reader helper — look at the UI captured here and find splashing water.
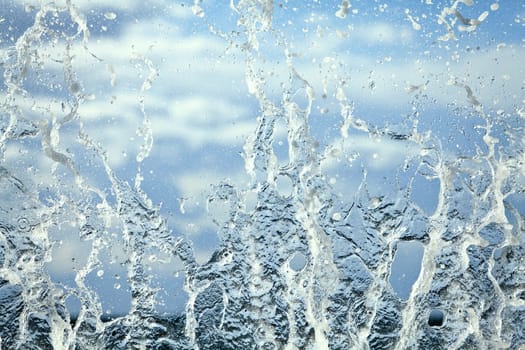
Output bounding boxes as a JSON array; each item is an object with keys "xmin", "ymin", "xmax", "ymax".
[{"xmin": 0, "ymin": 0, "xmax": 524, "ymax": 349}]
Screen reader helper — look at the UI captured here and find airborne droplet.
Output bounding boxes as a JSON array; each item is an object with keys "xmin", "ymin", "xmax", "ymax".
[{"xmin": 104, "ymin": 12, "xmax": 117, "ymax": 20}]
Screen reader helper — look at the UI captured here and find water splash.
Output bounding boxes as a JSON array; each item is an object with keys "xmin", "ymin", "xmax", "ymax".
[{"xmin": 0, "ymin": 0, "xmax": 523, "ymax": 349}]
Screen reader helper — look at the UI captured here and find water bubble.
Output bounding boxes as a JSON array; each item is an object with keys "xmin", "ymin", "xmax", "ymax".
[
  {"xmin": 289, "ymin": 252, "xmax": 307, "ymax": 272},
  {"xmin": 302, "ymin": 280, "xmax": 308, "ymax": 288},
  {"xmin": 17, "ymin": 217, "xmax": 31, "ymax": 232},
  {"xmin": 275, "ymin": 175, "xmax": 293, "ymax": 197},
  {"xmin": 428, "ymin": 309, "xmax": 445, "ymax": 327},
  {"xmin": 69, "ymin": 82, "xmax": 81, "ymax": 93},
  {"xmin": 97, "ymin": 270, "xmax": 104, "ymax": 277}
]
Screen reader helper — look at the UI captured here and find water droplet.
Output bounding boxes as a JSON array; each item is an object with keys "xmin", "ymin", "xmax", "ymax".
[
  {"xmin": 369, "ymin": 197, "xmax": 381, "ymax": 209},
  {"xmin": 335, "ymin": 0, "xmax": 350, "ymax": 19},
  {"xmin": 104, "ymin": 12, "xmax": 117, "ymax": 20},
  {"xmin": 192, "ymin": 5, "xmax": 204, "ymax": 17},
  {"xmin": 478, "ymin": 11, "xmax": 489, "ymax": 22}
]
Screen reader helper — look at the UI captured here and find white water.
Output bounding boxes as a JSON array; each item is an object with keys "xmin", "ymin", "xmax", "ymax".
[{"xmin": 0, "ymin": 1, "xmax": 524, "ymax": 349}]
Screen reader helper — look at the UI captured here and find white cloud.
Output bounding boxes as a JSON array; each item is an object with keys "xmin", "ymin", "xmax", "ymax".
[
  {"xmin": 17, "ymin": 0, "xmax": 165, "ymax": 12},
  {"xmin": 4, "ymin": 15, "xmax": 253, "ymax": 166},
  {"xmin": 348, "ymin": 21, "xmax": 414, "ymax": 45},
  {"xmin": 151, "ymin": 96, "xmax": 254, "ymax": 147},
  {"xmin": 287, "ymin": 37, "xmax": 524, "ymax": 114},
  {"xmin": 48, "ymin": 244, "xmax": 89, "ymax": 276},
  {"xmin": 172, "ymin": 166, "xmax": 249, "ymax": 200},
  {"xmin": 321, "ymin": 134, "xmax": 420, "ymax": 172}
]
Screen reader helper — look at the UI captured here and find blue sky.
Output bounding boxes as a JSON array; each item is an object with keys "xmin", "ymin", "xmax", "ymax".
[{"xmin": 1, "ymin": 0, "xmax": 523, "ymax": 317}]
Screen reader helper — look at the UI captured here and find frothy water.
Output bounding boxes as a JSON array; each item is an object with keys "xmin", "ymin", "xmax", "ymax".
[{"xmin": 0, "ymin": 1, "xmax": 524, "ymax": 349}]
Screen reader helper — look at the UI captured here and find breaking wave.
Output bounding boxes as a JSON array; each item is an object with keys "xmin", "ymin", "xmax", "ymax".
[{"xmin": 0, "ymin": 1, "xmax": 523, "ymax": 349}]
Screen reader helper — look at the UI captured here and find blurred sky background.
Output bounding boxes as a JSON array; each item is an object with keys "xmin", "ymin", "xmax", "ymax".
[{"xmin": 0, "ymin": 0, "xmax": 523, "ymax": 316}]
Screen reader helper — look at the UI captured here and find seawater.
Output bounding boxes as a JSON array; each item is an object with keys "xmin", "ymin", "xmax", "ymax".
[{"xmin": 0, "ymin": 1, "xmax": 524, "ymax": 349}]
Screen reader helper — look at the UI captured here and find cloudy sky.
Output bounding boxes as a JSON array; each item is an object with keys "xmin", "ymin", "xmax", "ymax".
[{"xmin": 1, "ymin": 0, "xmax": 523, "ymax": 316}]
